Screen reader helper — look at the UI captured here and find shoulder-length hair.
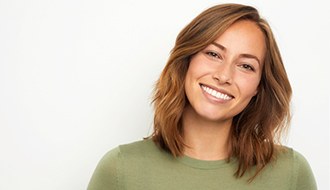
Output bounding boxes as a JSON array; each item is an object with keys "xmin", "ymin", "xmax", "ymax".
[{"xmin": 151, "ymin": 3, "xmax": 292, "ymax": 180}]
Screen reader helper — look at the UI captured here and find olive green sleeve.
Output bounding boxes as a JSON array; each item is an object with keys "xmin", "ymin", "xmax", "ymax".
[
  {"xmin": 293, "ymin": 150, "xmax": 317, "ymax": 190},
  {"xmin": 87, "ymin": 147, "xmax": 121, "ymax": 190}
]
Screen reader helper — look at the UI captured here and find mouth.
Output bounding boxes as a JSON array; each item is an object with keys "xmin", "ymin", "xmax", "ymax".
[{"xmin": 200, "ymin": 84, "xmax": 234, "ymax": 101}]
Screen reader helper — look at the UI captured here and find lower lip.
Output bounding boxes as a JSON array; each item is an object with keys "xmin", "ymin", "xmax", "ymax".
[{"xmin": 200, "ymin": 85, "xmax": 232, "ymax": 104}]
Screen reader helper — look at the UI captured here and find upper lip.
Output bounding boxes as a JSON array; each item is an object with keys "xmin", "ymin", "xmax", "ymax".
[{"xmin": 199, "ymin": 83, "xmax": 235, "ymax": 98}]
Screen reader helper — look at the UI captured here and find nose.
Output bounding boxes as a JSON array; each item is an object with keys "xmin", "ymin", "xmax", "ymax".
[{"xmin": 212, "ymin": 63, "xmax": 233, "ymax": 85}]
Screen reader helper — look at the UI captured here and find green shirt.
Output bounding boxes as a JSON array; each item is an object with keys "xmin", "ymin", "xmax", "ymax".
[{"xmin": 88, "ymin": 139, "xmax": 317, "ymax": 190}]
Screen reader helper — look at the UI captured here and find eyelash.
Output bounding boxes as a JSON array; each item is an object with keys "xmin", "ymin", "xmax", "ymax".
[
  {"xmin": 206, "ymin": 51, "xmax": 222, "ymax": 59},
  {"xmin": 240, "ymin": 64, "xmax": 255, "ymax": 71},
  {"xmin": 205, "ymin": 51, "xmax": 256, "ymax": 72}
]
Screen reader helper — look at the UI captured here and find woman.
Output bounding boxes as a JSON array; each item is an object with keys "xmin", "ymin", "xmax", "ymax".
[{"xmin": 88, "ymin": 3, "xmax": 317, "ymax": 189}]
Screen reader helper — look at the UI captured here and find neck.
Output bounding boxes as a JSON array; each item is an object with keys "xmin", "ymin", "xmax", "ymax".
[{"xmin": 182, "ymin": 106, "xmax": 232, "ymax": 161}]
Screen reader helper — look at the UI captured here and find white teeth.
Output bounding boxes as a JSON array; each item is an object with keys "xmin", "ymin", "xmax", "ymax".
[
  {"xmin": 211, "ymin": 90, "xmax": 217, "ymax": 96},
  {"xmin": 201, "ymin": 85, "xmax": 232, "ymax": 100}
]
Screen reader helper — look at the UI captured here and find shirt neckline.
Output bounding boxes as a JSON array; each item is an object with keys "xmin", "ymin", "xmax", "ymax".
[
  {"xmin": 177, "ymin": 155, "xmax": 236, "ymax": 169},
  {"xmin": 146, "ymin": 139, "xmax": 236, "ymax": 169}
]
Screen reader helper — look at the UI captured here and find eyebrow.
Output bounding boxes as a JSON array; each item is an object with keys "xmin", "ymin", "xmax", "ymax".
[
  {"xmin": 211, "ymin": 42, "xmax": 261, "ymax": 65},
  {"xmin": 211, "ymin": 42, "xmax": 226, "ymax": 51}
]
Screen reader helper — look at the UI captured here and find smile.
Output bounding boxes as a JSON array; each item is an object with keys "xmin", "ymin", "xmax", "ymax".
[{"xmin": 200, "ymin": 84, "xmax": 233, "ymax": 100}]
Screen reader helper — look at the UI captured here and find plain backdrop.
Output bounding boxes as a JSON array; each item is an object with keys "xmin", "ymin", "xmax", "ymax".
[{"xmin": 0, "ymin": 0, "xmax": 329, "ymax": 189}]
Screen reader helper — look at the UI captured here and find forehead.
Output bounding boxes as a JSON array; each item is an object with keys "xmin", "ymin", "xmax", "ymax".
[{"xmin": 213, "ymin": 20, "xmax": 266, "ymax": 62}]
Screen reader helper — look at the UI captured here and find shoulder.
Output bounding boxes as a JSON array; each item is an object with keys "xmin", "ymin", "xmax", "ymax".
[
  {"xmin": 274, "ymin": 146, "xmax": 304, "ymax": 165},
  {"xmin": 275, "ymin": 146, "xmax": 313, "ymax": 171},
  {"xmin": 88, "ymin": 139, "xmax": 160, "ymax": 189},
  {"xmin": 95, "ymin": 139, "xmax": 160, "ymax": 165},
  {"xmin": 273, "ymin": 146, "xmax": 317, "ymax": 190},
  {"xmin": 118, "ymin": 139, "xmax": 160, "ymax": 156},
  {"xmin": 87, "ymin": 147, "xmax": 121, "ymax": 189},
  {"xmin": 118, "ymin": 139, "xmax": 169, "ymax": 163},
  {"xmin": 94, "ymin": 139, "xmax": 166, "ymax": 165},
  {"xmin": 119, "ymin": 138, "xmax": 157, "ymax": 154}
]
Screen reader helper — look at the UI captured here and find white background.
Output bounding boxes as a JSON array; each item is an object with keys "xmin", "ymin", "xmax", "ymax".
[{"xmin": 0, "ymin": 0, "xmax": 329, "ymax": 189}]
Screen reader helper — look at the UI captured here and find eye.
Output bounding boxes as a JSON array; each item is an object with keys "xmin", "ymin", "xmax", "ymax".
[
  {"xmin": 206, "ymin": 51, "xmax": 222, "ymax": 59},
  {"xmin": 240, "ymin": 64, "xmax": 255, "ymax": 71}
]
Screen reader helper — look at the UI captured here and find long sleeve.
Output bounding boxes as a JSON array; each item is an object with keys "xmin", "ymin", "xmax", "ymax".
[{"xmin": 87, "ymin": 147, "xmax": 121, "ymax": 190}]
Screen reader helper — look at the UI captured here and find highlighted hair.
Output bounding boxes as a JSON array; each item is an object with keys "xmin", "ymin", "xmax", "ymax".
[{"xmin": 151, "ymin": 3, "xmax": 292, "ymax": 180}]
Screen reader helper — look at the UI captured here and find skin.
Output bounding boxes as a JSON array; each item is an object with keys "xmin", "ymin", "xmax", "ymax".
[{"xmin": 182, "ymin": 20, "xmax": 266, "ymax": 160}]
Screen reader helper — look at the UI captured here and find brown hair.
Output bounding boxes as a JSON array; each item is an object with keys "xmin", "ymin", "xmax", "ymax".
[{"xmin": 151, "ymin": 3, "xmax": 292, "ymax": 180}]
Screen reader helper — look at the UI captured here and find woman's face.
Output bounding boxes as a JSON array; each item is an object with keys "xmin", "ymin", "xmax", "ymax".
[{"xmin": 184, "ymin": 20, "xmax": 266, "ymax": 123}]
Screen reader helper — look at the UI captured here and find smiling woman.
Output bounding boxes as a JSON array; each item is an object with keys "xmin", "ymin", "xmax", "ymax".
[
  {"xmin": 184, "ymin": 20, "xmax": 264, "ymax": 124},
  {"xmin": 87, "ymin": 3, "xmax": 317, "ymax": 190}
]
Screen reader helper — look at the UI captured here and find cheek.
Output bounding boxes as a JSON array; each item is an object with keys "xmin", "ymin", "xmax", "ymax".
[
  {"xmin": 184, "ymin": 67, "xmax": 194, "ymax": 88},
  {"xmin": 187, "ymin": 53, "xmax": 214, "ymax": 73},
  {"xmin": 185, "ymin": 59, "xmax": 207, "ymax": 84},
  {"xmin": 184, "ymin": 66, "xmax": 196, "ymax": 97},
  {"xmin": 184, "ymin": 59, "xmax": 208, "ymax": 101},
  {"xmin": 237, "ymin": 76, "xmax": 260, "ymax": 97}
]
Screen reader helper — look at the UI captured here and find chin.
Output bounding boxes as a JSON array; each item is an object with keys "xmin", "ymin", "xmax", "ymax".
[{"xmin": 197, "ymin": 109, "xmax": 233, "ymax": 123}]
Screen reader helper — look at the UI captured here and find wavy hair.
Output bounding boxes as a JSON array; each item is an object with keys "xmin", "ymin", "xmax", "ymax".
[{"xmin": 151, "ymin": 3, "xmax": 292, "ymax": 180}]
